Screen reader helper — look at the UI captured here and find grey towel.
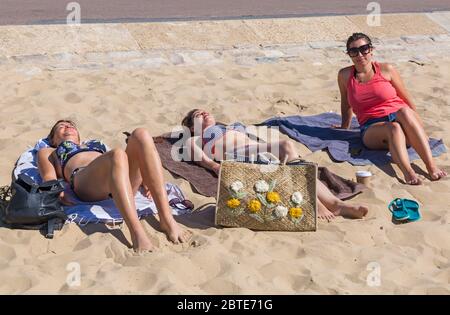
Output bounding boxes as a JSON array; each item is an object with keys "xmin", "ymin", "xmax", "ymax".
[{"xmin": 261, "ymin": 113, "xmax": 447, "ymax": 166}]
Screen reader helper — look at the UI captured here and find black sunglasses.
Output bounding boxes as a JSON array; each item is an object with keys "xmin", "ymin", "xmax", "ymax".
[
  {"xmin": 347, "ymin": 44, "xmax": 372, "ymax": 57},
  {"xmin": 169, "ymin": 198, "xmax": 194, "ymax": 211}
]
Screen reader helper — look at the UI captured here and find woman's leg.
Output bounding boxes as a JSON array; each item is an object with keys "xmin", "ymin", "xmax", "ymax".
[
  {"xmin": 317, "ymin": 198, "xmax": 336, "ymax": 221},
  {"xmin": 395, "ymin": 107, "xmax": 447, "ymax": 180},
  {"xmin": 73, "ymin": 149, "xmax": 154, "ymax": 252},
  {"xmin": 238, "ymin": 141, "xmax": 367, "ymax": 219},
  {"xmin": 239, "ymin": 140, "xmax": 299, "ymax": 163},
  {"xmin": 363, "ymin": 121, "xmax": 422, "ymax": 185},
  {"xmin": 276, "ymin": 140, "xmax": 299, "ymax": 163},
  {"xmin": 125, "ymin": 128, "xmax": 190, "ymax": 244},
  {"xmin": 317, "ymin": 180, "xmax": 368, "ymax": 219}
]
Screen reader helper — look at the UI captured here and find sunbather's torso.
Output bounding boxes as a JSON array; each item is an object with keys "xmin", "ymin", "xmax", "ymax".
[
  {"xmin": 202, "ymin": 124, "xmax": 259, "ymax": 160},
  {"xmin": 212, "ymin": 130, "xmax": 259, "ymax": 160},
  {"xmin": 50, "ymin": 140, "xmax": 106, "ymax": 182}
]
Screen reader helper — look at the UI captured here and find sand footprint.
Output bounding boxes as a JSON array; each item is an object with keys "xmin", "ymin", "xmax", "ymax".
[
  {"xmin": 0, "ymin": 243, "xmax": 17, "ymax": 265},
  {"xmin": 73, "ymin": 237, "xmax": 94, "ymax": 251},
  {"xmin": 64, "ymin": 92, "xmax": 82, "ymax": 104}
]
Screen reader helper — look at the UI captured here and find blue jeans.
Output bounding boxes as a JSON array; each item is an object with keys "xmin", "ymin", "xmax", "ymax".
[{"xmin": 360, "ymin": 112, "xmax": 398, "ymax": 140}]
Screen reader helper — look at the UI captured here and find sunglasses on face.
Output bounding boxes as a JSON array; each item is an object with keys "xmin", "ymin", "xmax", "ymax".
[
  {"xmin": 347, "ymin": 44, "xmax": 372, "ymax": 57},
  {"xmin": 169, "ymin": 198, "xmax": 194, "ymax": 211}
]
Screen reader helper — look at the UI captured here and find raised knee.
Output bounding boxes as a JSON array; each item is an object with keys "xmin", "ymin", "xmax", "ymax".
[
  {"xmin": 396, "ymin": 107, "xmax": 414, "ymax": 120},
  {"xmin": 109, "ymin": 148, "xmax": 128, "ymax": 167},
  {"xmin": 388, "ymin": 122, "xmax": 403, "ymax": 136},
  {"xmin": 281, "ymin": 140, "xmax": 295, "ymax": 151},
  {"xmin": 131, "ymin": 127, "xmax": 152, "ymax": 143}
]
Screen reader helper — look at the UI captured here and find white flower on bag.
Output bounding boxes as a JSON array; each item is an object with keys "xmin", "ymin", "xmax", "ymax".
[
  {"xmin": 230, "ymin": 181, "xmax": 244, "ymax": 193},
  {"xmin": 274, "ymin": 205, "xmax": 288, "ymax": 218},
  {"xmin": 291, "ymin": 192, "xmax": 303, "ymax": 205},
  {"xmin": 254, "ymin": 180, "xmax": 269, "ymax": 193}
]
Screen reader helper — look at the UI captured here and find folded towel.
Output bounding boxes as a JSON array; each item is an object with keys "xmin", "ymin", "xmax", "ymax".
[
  {"xmin": 260, "ymin": 113, "xmax": 447, "ymax": 166},
  {"xmin": 153, "ymin": 135, "xmax": 365, "ymax": 200},
  {"xmin": 153, "ymin": 136, "xmax": 218, "ymax": 197},
  {"xmin": 13, "ymin": 138, "xmax": 193, "ymax": 225}
]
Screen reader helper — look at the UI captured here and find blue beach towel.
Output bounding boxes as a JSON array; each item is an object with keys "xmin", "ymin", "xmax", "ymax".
[
  {"xmin": 261, "ymin": 113, "xmax": 446, "ymax": 166},
  {"xmin": 13, "ymin": 138, "xmax": 193, "ymax": 225}
]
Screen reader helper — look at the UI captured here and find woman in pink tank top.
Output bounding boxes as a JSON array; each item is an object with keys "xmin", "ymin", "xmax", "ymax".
[{"xmin": 336, "ymin": 33, "xmax": 446, "ymax": 185}]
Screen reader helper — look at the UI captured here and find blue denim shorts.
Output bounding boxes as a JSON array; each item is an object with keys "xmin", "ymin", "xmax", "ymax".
[{"xmin": 360, "ymin": 112, "xmax": 398, "ymax": 139}]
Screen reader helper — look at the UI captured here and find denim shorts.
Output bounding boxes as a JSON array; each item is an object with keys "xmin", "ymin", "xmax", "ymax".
[{"xmin": 360, "ymin": 112, "xmax": 398, "ymax": 139}]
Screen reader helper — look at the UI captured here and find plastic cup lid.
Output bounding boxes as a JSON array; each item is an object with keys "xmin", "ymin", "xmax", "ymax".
[{"xmin": 356, "ymin": 170, "xmax": 372, "ymax": 177}]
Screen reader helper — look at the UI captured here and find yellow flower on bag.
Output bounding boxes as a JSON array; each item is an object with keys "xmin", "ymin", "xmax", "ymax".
[
  {"xmin": 247, "ymin": 199, "xmax": 262, "ymax": 213},
  {"xmin": 289, "ymin": 207, "xmax": 303, "ymax": 218},
  {"xmin": 266, "ymin": 192, "xmax": 280, "ymax": 203},
  {"xmin": 227, "ymin": 198, "xmax": 241, "ymax": 209}
]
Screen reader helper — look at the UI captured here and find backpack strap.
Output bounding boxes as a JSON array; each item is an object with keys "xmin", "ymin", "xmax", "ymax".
[
  {"xmin": 46, "ymin": 218, "xmax": 64, "ymax": 239},
  {"xmin": 46, "ymin": 218, "xmax": 56, "ymax": 239}
]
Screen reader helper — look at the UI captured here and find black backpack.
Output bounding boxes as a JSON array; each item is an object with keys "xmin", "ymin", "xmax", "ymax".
[{"xmin": 1, "ymin": 173, "xmax": 67, "ymax": 239}]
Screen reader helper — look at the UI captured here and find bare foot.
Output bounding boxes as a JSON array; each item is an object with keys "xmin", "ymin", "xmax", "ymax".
[
  {"xmin": 405, "ymin": 173, "xmax": 422, "ymax": 185},
  {"xmin": 132, "ymin": 234, "xmax": 155, "ymax": 253},
  {"xmin": 334, "ymin": 203, "xmax": 368, "ymax": 219},
  {"xmin": 428, "ymin": 166, "xmax": 447, "ymax": 181},
  {"xmin": 160, "ymin": 220, "xmax": 192, "ymax": 244},
  {"xmin": 318, "ymin": 205, "xmax": 336, "ymax": 222}
]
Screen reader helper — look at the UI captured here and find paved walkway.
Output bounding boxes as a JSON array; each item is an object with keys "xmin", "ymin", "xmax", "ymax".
[
  {"xmin": 0, "ymin": 12, "xmax": 449, "ymax": 72},
  {"xmin": 2, "ymin": 0, "xmax": 450, "ymax": 25}
]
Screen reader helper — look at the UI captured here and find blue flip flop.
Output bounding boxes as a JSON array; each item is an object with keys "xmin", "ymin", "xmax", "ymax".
[
  {"xmin": 403, "ymin": 199, "xmax": 421, "ymax": 222},
  {"xmin": 388, "ymin": 198, "xmax": 421, "ymax": 222},
  {"xmin": 388, "ymin": 198, "xmax": 410, "ymax": 221}
]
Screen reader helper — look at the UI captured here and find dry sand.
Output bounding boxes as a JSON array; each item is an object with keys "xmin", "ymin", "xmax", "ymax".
[{"xmin": 0, "ymin": 57, "xmax": 449, "ymax": 294}]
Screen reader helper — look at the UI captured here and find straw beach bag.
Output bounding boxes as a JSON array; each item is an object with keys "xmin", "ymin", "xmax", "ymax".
[{"xmin": 216, "ymin": 160, "xmax": 317, "ymax": 231}]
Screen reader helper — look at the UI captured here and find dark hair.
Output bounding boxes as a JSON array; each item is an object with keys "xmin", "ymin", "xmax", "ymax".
[
  {"xmin": 181, "ymin": 109, "xmax": 227, "ymax": 137},
  {"xmin": 181, "ymin": 109, "xmax": 199, "ymax": 131},
  {"xmin": 346, "ymin": 32, "xmax": 372, "ymax": 51},
  {"xmin": 48, "ymin": 119, "xmax": 79, "ymax": 147}
]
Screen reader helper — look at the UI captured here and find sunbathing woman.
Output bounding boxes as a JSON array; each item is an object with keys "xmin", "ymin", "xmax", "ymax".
[
  {"xmin": 37, "ymin": 120, "xmax": 190, "ymax": 252},
  {"xmin": 337, "ymin": 32, "xmax": 447, "ymax": 185},
  {"xmin": 181, "ymin": 109, "xmax": 368, "ymax": 221}
]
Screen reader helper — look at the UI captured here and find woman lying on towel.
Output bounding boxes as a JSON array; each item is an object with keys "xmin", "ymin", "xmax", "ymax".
[
  {"xmin": 181, "ymin": 109, "xmax": 368, "ymax": 221},
  {"xmin": 37, "ymin": 120, "xmax": 190, "ymax": 252},
  {"xmin": 336, "ymin": 32, "xmax": 447, "ymax": 185}
]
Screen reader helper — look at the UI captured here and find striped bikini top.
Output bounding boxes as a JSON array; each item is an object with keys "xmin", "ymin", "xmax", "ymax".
[{"xmin": 202, "ymin": 122, "xmax": 247, "ymax": 156}]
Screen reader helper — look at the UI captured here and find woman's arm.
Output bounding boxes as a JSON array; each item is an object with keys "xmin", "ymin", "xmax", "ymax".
[
  {"xmin": 186, "ymin": 137, "xmax": 221, "ymax": 175},
  {"xmin": 337, "ymin": 68, "xmax": 354, "ymax": 129},
  {"xmin": 37, "ymin": 148, "xmax": 58, "ymax": 181},
  {"xmin": 37, "ymin": 147, "xmax": 74, "ymax": 206},
  {"xmin": 384, "ymin": 63, "xmax": 417, "ymax": 111}
]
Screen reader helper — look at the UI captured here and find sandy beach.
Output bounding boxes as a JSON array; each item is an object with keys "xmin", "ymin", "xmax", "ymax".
[{"xmin": 0, "ymin": 15, "xmax": 449, "ymax": 294}]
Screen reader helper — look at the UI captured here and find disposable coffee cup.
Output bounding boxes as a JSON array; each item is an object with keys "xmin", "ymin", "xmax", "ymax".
[{"xmin": 356, "ymin": 171, "xmax": 372, "ymax": 185}]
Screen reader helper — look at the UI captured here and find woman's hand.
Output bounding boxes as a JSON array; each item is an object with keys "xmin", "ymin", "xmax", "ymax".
[
  {"xmin": 141, "ymin": 184, "xmax": 153, "ymax": 200},
  {"xmin": 59, "ymin": 191, "xmax": 75, "ymax": 206},
  {"xmin": 332, "ymin": 124, "xmax": 350, "ymax": 129},
  {"xmin": 212, "ymin": 163, "xmax": 221, "ymax": 176}
]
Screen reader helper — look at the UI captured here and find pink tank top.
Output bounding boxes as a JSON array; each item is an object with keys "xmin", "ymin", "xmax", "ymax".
[{"xmin": 347, "ymin": 62, "xmax": 408, "ymax": 125}]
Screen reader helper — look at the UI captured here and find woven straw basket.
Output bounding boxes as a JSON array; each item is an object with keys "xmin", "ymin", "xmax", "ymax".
[{"xmin": 216, "ymin": 161, "xmax": 317, "ymax": 231}]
